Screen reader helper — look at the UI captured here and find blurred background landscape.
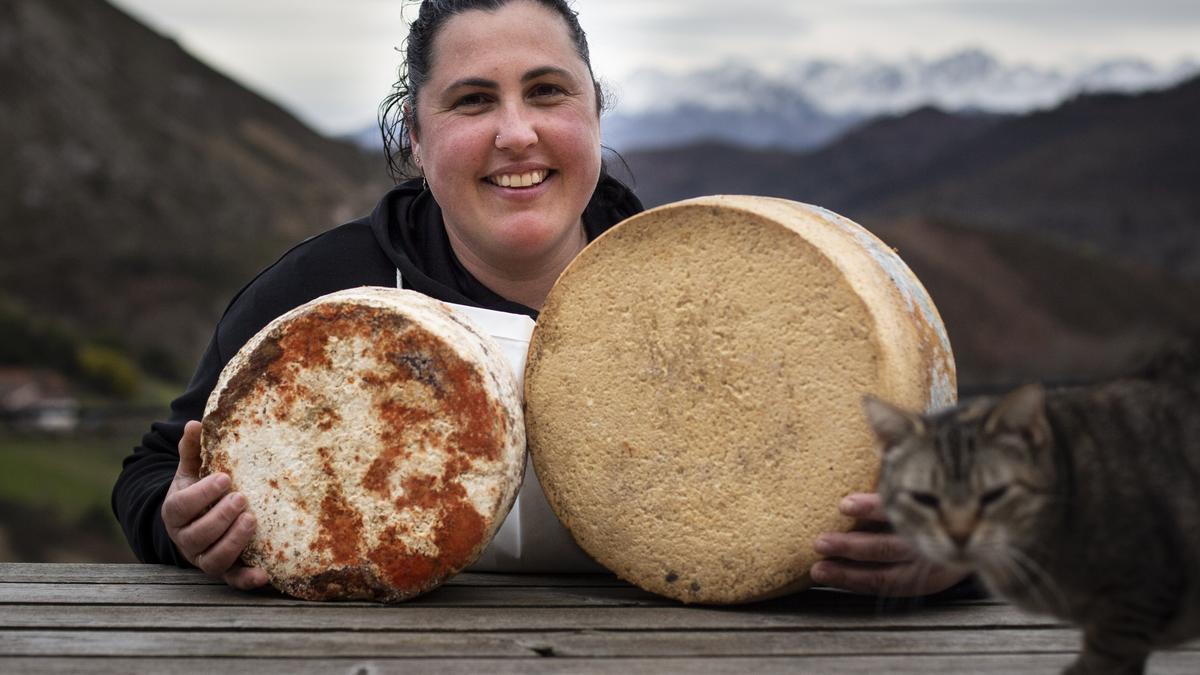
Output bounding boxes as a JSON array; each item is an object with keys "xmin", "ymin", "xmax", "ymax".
[{"xmin": 1, "ymin": 0, "xmax": 1197, "ymax": 563}]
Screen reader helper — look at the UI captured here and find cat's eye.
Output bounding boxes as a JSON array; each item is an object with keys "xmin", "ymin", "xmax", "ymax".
[
  {"xmin": 909, "ymin": 491, "xmax": 940, "ymax": 508},
  {"xmin": 980, "ymin": 486, "xmax": 1009, "ymax": 506}
]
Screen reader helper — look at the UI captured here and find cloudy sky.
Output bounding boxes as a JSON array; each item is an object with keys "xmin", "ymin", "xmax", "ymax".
[{"xmin": 109, "ymin": 0, "xmax": 1200, "ymax": 135}]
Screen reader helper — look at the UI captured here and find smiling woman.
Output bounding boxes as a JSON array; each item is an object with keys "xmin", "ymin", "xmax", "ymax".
[{"xmin": 403, "ymin": 1, "xmax": 604, "ymax": 308}]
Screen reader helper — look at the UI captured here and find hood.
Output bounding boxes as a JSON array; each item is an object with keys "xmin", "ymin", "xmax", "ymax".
[{"xmin": 369, "ymin": 174, "xmax": 644, "ymax": 319}]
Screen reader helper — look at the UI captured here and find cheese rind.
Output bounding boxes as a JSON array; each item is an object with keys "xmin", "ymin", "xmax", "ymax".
[
  {"xmin": 201, "ymin": 287, "xmax": 525, "ymax": 602},
  {"xmin": 525, "ymin": 196, "xmax": 956, "ymax": 604}
]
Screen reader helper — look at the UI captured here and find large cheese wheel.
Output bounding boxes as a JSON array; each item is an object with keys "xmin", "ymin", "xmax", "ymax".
[
  {"xmin": 201, "ymin": 287, "xmax": 525, "ymax": 602},
  {"xmin": 525, "ymin": 196, "xmax": 955, "ymax": 604}
]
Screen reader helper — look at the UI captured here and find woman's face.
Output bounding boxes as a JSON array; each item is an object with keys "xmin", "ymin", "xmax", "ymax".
[{"xmin": 411, "ymin": 0, "xmax": 602, "ymax": 268}]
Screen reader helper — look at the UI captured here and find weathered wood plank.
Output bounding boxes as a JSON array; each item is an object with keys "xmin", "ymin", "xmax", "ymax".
[
  {"xmin": 0, "ymin": 582, "xmax": 666, "ymax": 607},
  {"xmin": 0, "ymin": 564, "xmax": 1000, "ymax": 602},
  {"xmin": 0, "ymin": 564, "xmax": 218, "ymax": 585},
  {"xmin": 0, "ymin": 582, "xmax": 993, "ymax": 612},
  {"xmin": 0, "ymin": 602, "xmax": 1060, "ymax": 632},
  {"xmin": 3, "ymin": 629, "xmax": 1197, "ymax": 660},
  {"xmin": 530, "ymin": 631, "xmax": 1200, "ymax": 658},
  {"xmin": 3, "ymin": 654, "xmax": 1199, "ymax": 675},
  {"xmin": 0, "ymin": 630, "xmax": 527, "ymax": 658},
  {"xmin": 0, "ymin": 564, "xmax": 1001, "ymax": 615},
  {"xmin": 0, "ymin": 564, "xmax": 631, "ymax": 588},
  {"xmin": 0, "ymin": 628, "xmax": 1099, "ymax": 658}
]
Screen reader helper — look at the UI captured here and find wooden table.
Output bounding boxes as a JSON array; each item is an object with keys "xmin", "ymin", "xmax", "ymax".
[{"xmin": 2, "ymin": 563, "xmax": 1197, "ymax": 673}]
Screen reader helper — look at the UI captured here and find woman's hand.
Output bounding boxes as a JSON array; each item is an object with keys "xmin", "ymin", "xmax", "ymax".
[
  {"xmin": 161, "ymin": 421, "xmax": 269, "ymax": 590},
  {"xmin": 810, "ymin": 492, "xmax": 967, "ymax": 596}
]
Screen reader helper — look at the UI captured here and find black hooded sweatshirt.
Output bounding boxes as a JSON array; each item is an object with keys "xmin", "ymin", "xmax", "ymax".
[{"xmin": 112, "ymin": 176, "xmax": 644, "ymax": 565}]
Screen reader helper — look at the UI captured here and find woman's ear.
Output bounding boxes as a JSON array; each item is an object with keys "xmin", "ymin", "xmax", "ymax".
[
  {"xmin": 405, "ymin": 105, "xmax": 422, "ymax": 169},
  {"xmin": 409, "ymin": 138, "xmax": 421, "ymax": 169}
]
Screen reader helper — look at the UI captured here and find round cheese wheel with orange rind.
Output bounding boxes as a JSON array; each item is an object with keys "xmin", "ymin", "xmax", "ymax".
[
  {"xmin": 200, "ymin": 287, "xmax": 525, "ymax": 602},
  {"xmin": 524, "ymin": 196, "xmax": 955, "ymax": 604}
]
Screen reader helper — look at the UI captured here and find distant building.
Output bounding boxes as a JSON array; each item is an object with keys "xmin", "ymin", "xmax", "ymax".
[{"xmin": 0, "ymin": 368, "xmax": 80, "ymax": 433}]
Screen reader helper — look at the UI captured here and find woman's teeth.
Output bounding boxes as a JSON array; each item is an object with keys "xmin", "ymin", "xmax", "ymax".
[{"xmin": 489, "ymin": 170, "xmax": 548, "ymax": 188}]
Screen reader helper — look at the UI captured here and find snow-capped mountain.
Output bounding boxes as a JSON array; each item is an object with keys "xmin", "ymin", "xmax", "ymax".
[
  {"xmin": 602, "ymin": 62, "xmax": 865, "ymax": 153},
  {"xmin": 771, "ymin": 49, "xmax": 1199, "ymax": 115},
  {"xmin": 602, "ymin": 49, "xmax": 1199, "ymax": 152}
]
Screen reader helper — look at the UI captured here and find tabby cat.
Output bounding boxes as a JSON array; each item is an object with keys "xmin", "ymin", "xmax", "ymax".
[{"xmin": 864, "ymin": 353, "xmax": 1200, "ymax": 674}]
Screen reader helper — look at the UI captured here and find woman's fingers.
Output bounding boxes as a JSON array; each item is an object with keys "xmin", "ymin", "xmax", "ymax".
[
  {"xmin": 162, "ymin": 419, "xmax": 231, "ymax": 533},
  {"xmin": 174, "ymin": 420, "xmax": 204, "ymax": 484},
  {"xmin": 810, "ymin": 559, "xmax": 892, "ymax": 594},
  {"xmin": 223, "ymin": 564, "xmax": 271, "ymax": 591},
  {"xmin": 810, "ymin": 558, "xmax": 966, "ymax": 596},
  {"xmin": 194, "ymin": 511, "xmax": 257, "ymax": 577},
  {"xmin": 161, "ymin": 419, "xmax": 263, "ymax": 590},
  {"xmin": 838, "ymin": 492, "xmax": 888, "ymax": 522},
  {"xmin": 161, "ymin": 472, "xmax": 231, "ymax": 530},
  {"xmin": 815, "ymin": 531, "xmax": 915, "ymax": 563},
  {"xmin": 173, "ymin": 490, "xmax": 247, "ymax": 555},
  {"xmin": 812, "ymin": 491, "xmax": 968, "ymax": 596}
]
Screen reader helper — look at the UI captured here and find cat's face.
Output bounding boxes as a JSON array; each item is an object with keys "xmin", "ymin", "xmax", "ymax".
[{"xmin": 864, "ymin": 386, "xmax": 1056, "ymax": 575}]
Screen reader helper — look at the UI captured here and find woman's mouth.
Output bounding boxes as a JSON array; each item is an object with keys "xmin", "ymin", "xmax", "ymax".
[{"xmin": 486, "ymin": 169, "xmax": 551, "ymax": 189}]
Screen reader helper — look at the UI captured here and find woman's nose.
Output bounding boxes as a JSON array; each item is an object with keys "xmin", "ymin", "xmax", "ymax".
[{"xmin": 494, "ymin": 106, "xmax": 538, "ymax": 152}]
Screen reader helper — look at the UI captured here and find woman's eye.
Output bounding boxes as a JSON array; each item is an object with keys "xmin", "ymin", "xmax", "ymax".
[
  {"xmin": 530, "ymin": 83, "xmax": 566, "ymax": 99},
  {"xmin": 910, "ymin": 491, "xmax": 940, "ymax": 508},
  {"xmin": 980, "ymin": 486, "xmax": 1009, "ymax": 507},
  {"xmin": 454, "ymin": 93, "xmax": 491, "ymax": 108}
]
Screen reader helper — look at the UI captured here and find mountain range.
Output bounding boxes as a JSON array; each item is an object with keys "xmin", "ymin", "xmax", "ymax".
[
  {"xmin": 600, "ymin": 50, "xmax": 1200, "ymax": 152},
  {"xmin": 625, "ymin": 78, "xmax": 1200, "ymax": 280}
]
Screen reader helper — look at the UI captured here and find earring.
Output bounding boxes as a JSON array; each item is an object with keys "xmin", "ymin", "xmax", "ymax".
[{"xmin": 413, "ymin": 153, "xmax": 427, "ymax": 191}]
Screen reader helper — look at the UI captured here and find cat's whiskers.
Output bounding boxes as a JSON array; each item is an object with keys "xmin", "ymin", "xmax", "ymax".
[
  {"xmin": 960, "ymin": 535, "xmax": 1008, "ymax": 578},
  {"xmin": 970, "ymin": 540, "xmax": 1029, "ymax": 597},
  {"xmin": 872, "ymin": 569, "xmax": 907, "ymax": 612},
  {"xmin": 872, "ymin": 556, "xmax": 938, "ymax": 614},
  {"xmin": 985, "ymin": 548, "xmax": 1044, "ymax": 606},
  {"xmin": 1005, "ymin": 545, "xmax": 1069, "ymax": 614},
  {"xmin": 914, "ymin": 533, "xmax": 951, "ymax": 565},
  {"xmin": 910, "ymin": 557, "xmax": 936, "ymax": 599}
]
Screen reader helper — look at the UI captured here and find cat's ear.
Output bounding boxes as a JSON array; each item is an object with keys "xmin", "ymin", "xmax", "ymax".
[
  {"xmin": 983, "ymin": 384, "xmax": 1050, "ymax": 448},
  {"xmin": 862, "ymin": 395, "xmax": 925, "ymax": 453}
]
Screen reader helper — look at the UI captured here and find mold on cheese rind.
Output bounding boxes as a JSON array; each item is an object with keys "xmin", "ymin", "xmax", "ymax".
[
  {"xmin": 802, "ymin": 203, "xmax": 956, "ymax": 409},
  {"xmin": 200, "ymin": 287, "xmax": 526, "ymax": 603}
]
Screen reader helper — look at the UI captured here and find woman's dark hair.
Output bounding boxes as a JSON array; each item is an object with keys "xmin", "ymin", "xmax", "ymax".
[{"xmin": 379, "ymin": 0, "xmax": 605, "ymax": 181}]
